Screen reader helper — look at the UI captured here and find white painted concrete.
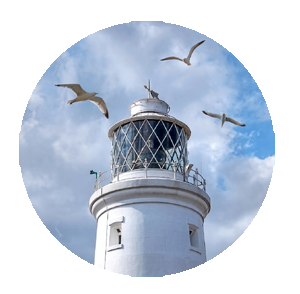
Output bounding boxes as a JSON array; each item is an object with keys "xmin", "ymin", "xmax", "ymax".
[
  {"xmin": 90, "ymin": 178, "xmax": 210, "ymax": 277},
  {"xmin": 112, "ymin": 168, "xmax": 184, "ymax": 182},
  {"xmin": 130, "ymin": 98, "xmax": 170, "ymax": 116}
]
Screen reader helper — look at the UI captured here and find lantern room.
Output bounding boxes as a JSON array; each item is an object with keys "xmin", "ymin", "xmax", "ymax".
[{"xmin": 108, "ymin": 98, "xmax": 192, "ymax": 179}]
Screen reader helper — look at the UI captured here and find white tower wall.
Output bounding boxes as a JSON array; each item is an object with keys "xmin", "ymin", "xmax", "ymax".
[{"xmin": 90, "ymin": 177, "xmax": 210, "ymax": 277}]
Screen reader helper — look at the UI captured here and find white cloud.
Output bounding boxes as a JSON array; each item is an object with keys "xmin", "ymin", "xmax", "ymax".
[
  {"xmin": 137, "ymin": 21, "xmax": 167, "ymax": 41},
  {"xmin": 52, "ymin": 118, "xmax": 110, "ymax": 167},
  {"xmin": 20, "ymin": 83, "xmax": 48, "ymax": 145},
  {"xmin": 205, "ymin": 155, "xmax": 275, "ymax": 260},
  {"xmin": 22, "ymin": 170, "xmax": 54, "ymax": 189},
  {"xmin": 81, "ymin": 32, "xmax": 146, "ymax": 93},
  {"xmin": 29, "ymin": 186, "xmax": 77, "ymax": 223},
  {"xmin": 27, "ymin": 84, "xmax": 45, "ymax": 110},
  {"xmin": 55, "ymin": 51, "xmax": 79, "ymax": 84},
  {"xmin": 205, "ymin": 212, "xmax": 256, "ymax": 259},
  {"xmin": 19, "ymin": 110, "xmax": 39, "ymax": 146}
]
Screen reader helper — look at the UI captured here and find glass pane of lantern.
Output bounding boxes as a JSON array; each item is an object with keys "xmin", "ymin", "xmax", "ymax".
[
  {"xmin": 168, "ymin": 124, "xmax": 178, "ymax": 148},
  {"xmin": 155, "ymin": 147, "xmax": 166, "ymax": 167},
  {"xmin": 160, "ymin": 121, "xmax": 172, "ymax": 149},
  {"xmin": 140, "ymin": 120, "xmax": 152, "ymax": 142},
  {"xmin": 121, "ymin": 122, "xmax": 130, "ymax": 134},
  {"xmin": 118, "ymin": 126, "xmax": 125, "ymax": 148},
  {"xmin": 114, "ymin": 143, "xmax": 120, "ymax": 158},
  {"xmin": 125, "ymin": 147, "xmax": 135, "ymax": 170}
]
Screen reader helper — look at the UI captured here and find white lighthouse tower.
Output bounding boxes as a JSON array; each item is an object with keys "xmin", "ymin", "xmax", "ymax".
[{"xmin": 89, "ymin": 85, "xmax": 211, "ymax": 277}]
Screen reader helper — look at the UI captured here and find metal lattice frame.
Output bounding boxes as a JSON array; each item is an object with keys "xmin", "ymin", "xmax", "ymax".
[{"xmin": 111, "ymin": 119, "xmax": 188, "ymax": 176}]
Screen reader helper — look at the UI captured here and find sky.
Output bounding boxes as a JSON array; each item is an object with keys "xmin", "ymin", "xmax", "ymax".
[{"xmin": 19, "ymin": 21, "xmax": 275, "ymax": 266}]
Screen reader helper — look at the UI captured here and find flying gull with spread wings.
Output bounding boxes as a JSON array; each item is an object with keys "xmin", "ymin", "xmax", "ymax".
[
  {"xmin": 55, "ymin": 84, "xmax": 109, "ymax": 118},
  {"xmin": 202, "ymin": 111, "xmax": 246, "ymax": 127},
  {"xmin": 160, "ymin": 40, "xmax": 205, "ymax": 66}
]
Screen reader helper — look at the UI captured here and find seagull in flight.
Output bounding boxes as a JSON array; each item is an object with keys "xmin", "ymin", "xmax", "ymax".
[
  {"xmin": 160, "ymin": 40, "xmax": 205, "ymax": 66},
  {"xmin": 202, "ymin": 111, "xmax": 246, "ymax": 127},
  {"xmin": 55, "ymin": 84, "xmax": 109, "ymax": 118}
]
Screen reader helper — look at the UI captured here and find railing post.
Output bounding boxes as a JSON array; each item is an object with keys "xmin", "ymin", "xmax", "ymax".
[
  {"xmin": 195, "ymin": 168, "xmax": 199, "ymax": 187},
  {"xmin": 98, "ymin": 171, "xmax": 101, "ymax": 189},
  {"xmin": 171, "ymin": 162, "xmax": 177, "ymax": 180},
  {"xmin": 143, "ymin": 158, "xmax": 148, "ymax": 178},
  {"xmin": 174, "ymin": 163, "xmax": 177, "ymax": 180},
  {"xmin": 116, "ymin": 165, "xmax": 120, "ymax": 182}
]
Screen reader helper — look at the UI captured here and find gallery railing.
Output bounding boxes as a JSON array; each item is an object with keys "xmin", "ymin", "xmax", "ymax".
[{"xmin": 92, "ymin": 160, "xmax": 206, "ymax": 192}]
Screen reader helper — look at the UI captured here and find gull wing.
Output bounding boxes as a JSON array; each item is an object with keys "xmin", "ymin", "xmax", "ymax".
[
  {"xmin": 187, "ymin": 40, "xmax": 205, "ymax": 60},
  {"xmin": 202, "ymin": 110, "xmax": 221, "ymax": 120},
  {"xmin": 160, "ymin": 56, "xmax": 183, "ymax": 62},
  {"xmin": 89, "ymin": 96, "xmax": 109, "ymax": 119},
  {"xmin": 225, "ymin": 116, "xmax": 246, "ymax": 126},
  {"xmin": 55, "ymin": 84, "xmax": 86, "ymax": 96}
]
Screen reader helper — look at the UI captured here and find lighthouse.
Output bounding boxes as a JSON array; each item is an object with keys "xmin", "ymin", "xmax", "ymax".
[{"xmin": 89, "ymin": 85, "xmax": 211, "ymax": 277}]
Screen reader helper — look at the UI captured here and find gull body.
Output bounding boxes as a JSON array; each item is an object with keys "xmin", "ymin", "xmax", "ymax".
[
  {"xmin": 55, "ymin": 84, "xmax": 109, "ymax": 118},
  {"xmin": 202, "ymin": 111, "xmax": 246, "ymax": 127},
  {"xmin": 160, "ymin": 40, "xmax": 205, "ymax": 66},
  {"xmin": 221, "ymin": 113, "xmax": 227, "ymax": 127}
]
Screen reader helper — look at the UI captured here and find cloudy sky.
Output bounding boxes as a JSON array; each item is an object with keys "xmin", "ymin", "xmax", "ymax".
[{"xmin": 19, "ymin": 21, "xmax": 274, "ymax": 265}]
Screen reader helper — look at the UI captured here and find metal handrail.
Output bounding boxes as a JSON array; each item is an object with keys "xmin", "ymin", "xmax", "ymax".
[{"xmin": 93, "ymin": 160, "xmax": 206, "ymax": 192}]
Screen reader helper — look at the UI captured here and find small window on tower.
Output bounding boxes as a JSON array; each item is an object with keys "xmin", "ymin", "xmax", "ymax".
[
  {"xmin": 108, "ymin": 216, "xmax": 124, "ymax": 251},
  {"xmin": 188, "ymin": 224, "xmax": 200, "ymax": 251}
]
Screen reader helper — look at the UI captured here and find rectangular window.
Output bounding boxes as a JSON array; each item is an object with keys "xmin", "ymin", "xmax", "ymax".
[
  {"xmin": 109, "ymin": 224, "xmax": 122, "ymax": 247},
  {"xmin": 107, "ymin": 216, "xmax": 124, "ymax": 251},
  {"xmin": 188, "ymin": 224, "xmax": 199, "ymax": 248}
]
